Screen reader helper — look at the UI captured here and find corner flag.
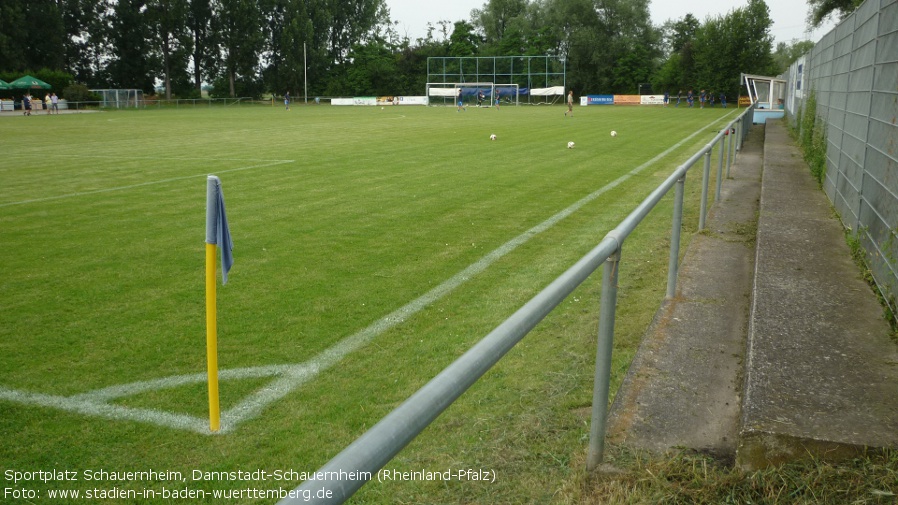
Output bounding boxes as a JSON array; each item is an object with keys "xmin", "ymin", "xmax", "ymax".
[
  {"xmin": 204, "ymin": 175, "xmax": 233, "ymax": 432},
  {"xmin": 205, "ymin": 175, "xmax": 234, "ymax": 284}
]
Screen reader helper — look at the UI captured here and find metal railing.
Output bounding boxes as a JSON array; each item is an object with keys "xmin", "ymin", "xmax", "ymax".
[
  {"xmin": 278, "ymin": 105, "xmax": 754, "ymax": 505},
  {"xmin": 145, "ymin": 97, "xmax": 255, "ymax": 108}
]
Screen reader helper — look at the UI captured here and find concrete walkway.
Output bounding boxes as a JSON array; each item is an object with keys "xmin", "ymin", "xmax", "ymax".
[
  {"xmin": 606, "ymin": 119, "xmax": 898, "ymax": 469},
  {"xmin": 737, "ymin": 120, "xmax": 898, "ymax": 468},
  {"xmin": 605, "ymin": 122, "xmax": 762, "ymax": 461}
]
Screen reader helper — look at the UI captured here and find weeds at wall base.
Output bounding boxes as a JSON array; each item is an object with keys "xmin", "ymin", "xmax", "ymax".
[
  {"xmin": 792, "ymin": 100, "xmax": 898, "ymax": 338},
  {"xmin": 794, "ymin": 90, "xmax": 827, "ymax": 187}
]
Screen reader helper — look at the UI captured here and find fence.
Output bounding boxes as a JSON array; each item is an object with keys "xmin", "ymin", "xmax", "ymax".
[
  {"xmin": 784, "ymin": 0, "xmax": 898, "ymax": 312},
  {"xmin": 277, "ymin": 107, "xmax": 756, "ymax": 505},
  {"xmin": 50, "ymin": 97, "xmax": 257, "ymax": 110}
]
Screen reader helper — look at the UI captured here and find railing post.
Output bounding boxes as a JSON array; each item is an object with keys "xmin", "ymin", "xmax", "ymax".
[
  {"xmin": 699, "ymin": 149, "xmax": 711, "ymax": 231},
  {"xmin": 727, "ymin": 126, "xmax": 734, "ymax": 177},
  {"xmin": 666, "ymin": 175, "xmax": 686, "ymax": 299},
  {"xmin": 716, "ymin": 137, "xmax": 725, "ymax": 201},
  {"xmin": 735, "ymin": 119, "xmax": 743, "ymax": 152},
  {"xmin": 586, "ymin": 242, "xmax": 622, "ymax": 471}
]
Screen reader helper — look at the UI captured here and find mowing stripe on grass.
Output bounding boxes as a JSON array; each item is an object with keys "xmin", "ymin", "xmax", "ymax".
[
  {"xmin": 0, "ymin": 158, "xmax": 295, "ymax": 208},
  {"xmin": 0, "ymin": 115, "xmax": 730, "ymax": 434},
  {"xmin": 216, "ymin": 114, "xmax": 730, "ymax": 432}
]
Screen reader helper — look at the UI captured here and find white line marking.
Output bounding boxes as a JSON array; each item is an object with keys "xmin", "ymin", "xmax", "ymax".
[
  {"xmin": 0, "ymin": 385, "xmax": 210, "ymax": 434},
  {"xmin": 0, "ymin": 159, "xmax": 295, "ymax": 208},
  {"xmin": 0, "ymin": 116, "xmax": 733, "ymax": 433},
  {"xmin": 215, "ymin": 114, "xmax": 732, "ymax": 432}
]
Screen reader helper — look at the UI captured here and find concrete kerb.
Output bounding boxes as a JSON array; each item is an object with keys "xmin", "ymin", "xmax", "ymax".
[{"xmin": 735, "ymin": 120, "xmax": 898, "ymax": 469}]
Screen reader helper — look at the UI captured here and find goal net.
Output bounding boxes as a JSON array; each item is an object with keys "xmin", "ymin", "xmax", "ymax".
[
  {"xmin": 425, "ymin": 83, "xmax": 520, "ymax": 107},
  {"xmin": 427, "ymin": 83, "xmax": 491, "ymax": 106},
  {"xmin": 91, "ymin": 89, "xmax": 145, "ymax": 108},
  {"xmin": 495, "ymin": 84, "xmax": 520, "ymax": 106}
]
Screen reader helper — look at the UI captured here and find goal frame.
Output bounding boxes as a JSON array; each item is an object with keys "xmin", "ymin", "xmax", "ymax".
[
  {"xmin": 424, "ymin": 83, "xmax": 521, "ymax": 107},
  {"xmin": 425, "ymin": 82, "xmax": 491, "ymax": 107},
  {"xmin": 494, "ymin": 84, "xmax": 520, "ymax": 106}
]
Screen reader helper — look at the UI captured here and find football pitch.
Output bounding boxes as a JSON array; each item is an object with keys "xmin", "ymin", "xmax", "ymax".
[{"xmin": 1, "ymin": 103, "xmax": 735, "ymax": 503}]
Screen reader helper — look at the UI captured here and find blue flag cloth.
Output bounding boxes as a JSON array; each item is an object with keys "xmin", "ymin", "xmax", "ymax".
[{"xmin": 206, "ymin": 176, "xmax": 234, "ymax": 284}]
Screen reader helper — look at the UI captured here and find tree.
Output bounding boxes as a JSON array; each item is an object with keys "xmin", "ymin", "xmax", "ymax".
[
  {"xmin": 393, "ymin": 34, "xmax": 450, "ymax": 95},
  {"xmin": 652, "ymin": 52, "xmax": 686, "ymax": 96},
  {"xmin": 612, "ymin": 43, "xmax": 655, "ymax": 92},
  {"xmin": 807, "ymin": 0, "xmax": 863, "ymax": 27},
  {"xmin": 61, "ymin": 0, "xmax": 108, "ymax": 85},
  {"xmin": 213, "ymin": 0, "xmax": 265, "ymax": 97},
  {"xmin": 0, "ymin": 0, "xmax": 804, "ymax": 103},
  {"xmin": 0, "ymin": 1, "xmax": 30, "ymax": 72},
  {"xmin": 473, "ymin": 0, "xmax": 558, "ymax": 57},
  {"xmin": 547, "ymin": 0, "xmax": 660, "ymax": 94},
  {"xmin": 148, "ymin": 0, "xmax": 192, "ymax": 98},
  {"xmin": 448, "ymin": 20, "xmax": 481, "ymax": 56},
  {"xmin": 663, "ymin": 14, "xmax": 699, "ymax": 56},
  {"xmin": 260, "ymin": 0, "xmax": 291, "ymax": 95},
  {"xmin": 653, "ymin": 15, "xmax": 698, "ymax": 93},
  {"xmin": 474, "ymin": 0, "xmax": 527, "ymax": 44},
  {"xmin": 773, "ymin": 39, "xmax": 815, "ymax": 73},
  {"xmin": 345, "ymin": 37, "xmax": 401, "ymax": 95},
  {"xmin": 692, "ymin": 0, "xmax": 777, "ymax": 99},
  {"xmin": 326, "ymin": 0, "xmax": 390, "ymax": 66},
  {"xmin": 106, "ymin": 0, "xmax": 157, "ymax": 91},
  {"xmin": 0, "ymin": 0, "xmax": 66, "ymax": 72},
  {"xmin": 187, "ymin": 0, "xmax": 216, "ymax": 94},
  {"xmin": 260, "ymin": 0, "xmax": 330, "ymax": 98}
]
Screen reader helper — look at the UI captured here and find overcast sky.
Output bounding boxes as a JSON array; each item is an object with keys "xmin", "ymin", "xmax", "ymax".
[{"xmin": 385, "ymin": 0, "xmax": 840, "ymax": 46}]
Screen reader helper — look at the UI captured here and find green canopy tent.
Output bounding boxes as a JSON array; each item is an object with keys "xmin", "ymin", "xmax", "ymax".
[
  {"xmin": 0, "ymin": 80, "xmax": 11, "ymax": 109},
  {"xmin": 8, "ymin": 75, "xmax": 52, "ymax": 90},
  {"xmin": 0, "ymin": 80, "xmax": 12, "ymax": 111},
  {"xmin": 8, "ymin": 76, "xmax": 52, "ymax": 112}
]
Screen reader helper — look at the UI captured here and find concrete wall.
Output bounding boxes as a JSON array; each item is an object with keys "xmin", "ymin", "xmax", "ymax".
[{"xmin": 784, "ymin": 0, "xmax": 898, "ymax": 313}]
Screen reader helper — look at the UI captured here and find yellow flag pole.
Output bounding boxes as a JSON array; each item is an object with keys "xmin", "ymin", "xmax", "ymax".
[
  {"xmin": 206, "ymin": 241, "xmax": 221, "ymax": 432},
  {"xmin": 205, "ymin": 175, "xmax": 223, "ymax": 433},
  {"xmin": 206, "ymin": 175, "xmax": 234, "ymax": 433}
]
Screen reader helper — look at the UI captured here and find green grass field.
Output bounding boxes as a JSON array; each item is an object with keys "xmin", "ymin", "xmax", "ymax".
[{"xmin": 0, "ymin": 103, "xmax": 736, "ymax": 503}]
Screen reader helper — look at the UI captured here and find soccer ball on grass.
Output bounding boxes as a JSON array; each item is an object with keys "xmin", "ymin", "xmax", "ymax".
[
  {"xmin": 567, "ymin": 141, "xmax": 575, "ymax": 149},
  {"xmin": 610, "ymin": 130, "xmax": 617, "ymax": 137},
  {"xmin": 490, "ymin": 134, "xmax": 497, "ymax": 141}
]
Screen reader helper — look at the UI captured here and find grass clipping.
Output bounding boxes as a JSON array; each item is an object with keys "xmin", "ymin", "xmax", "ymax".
[{"xmin": 580, "ymin": 448, "xmax": 898, "ymax": 504}]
